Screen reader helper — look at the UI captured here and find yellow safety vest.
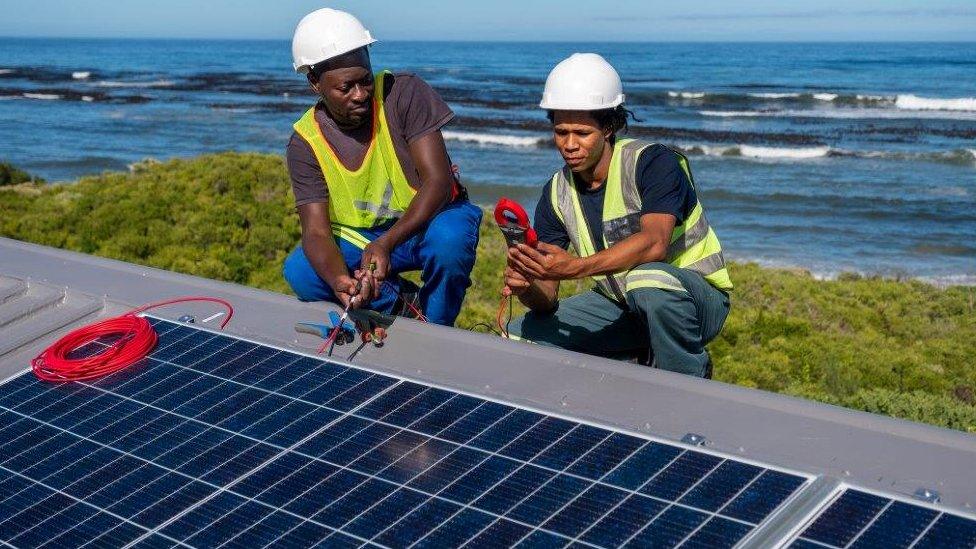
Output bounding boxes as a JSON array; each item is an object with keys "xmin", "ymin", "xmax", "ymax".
[
  {"xmin": 292, "ymin": 71, "xmax": 416, "ymax": 248},
  {"xmin": 549, "ymin": 138, "xmax": 733, "ymax": 302}
]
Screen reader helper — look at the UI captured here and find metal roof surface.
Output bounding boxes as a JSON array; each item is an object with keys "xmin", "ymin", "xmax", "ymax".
[{"xmin": 1, "ymin": 235, "xmax": 975, "ymax": 526}]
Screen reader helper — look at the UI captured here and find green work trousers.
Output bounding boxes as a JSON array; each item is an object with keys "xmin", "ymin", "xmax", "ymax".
[{"xmin": 508, "ymin": 262, "xmax": 730, "ymax": 377}]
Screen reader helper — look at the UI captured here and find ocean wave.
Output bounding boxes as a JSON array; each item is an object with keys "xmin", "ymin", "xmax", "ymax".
[
  {"xmin": 23, "ymin": 93, "xmax": 61, "ymax": 100},
  {"xmin": 686, "ymin": 144, "xmax": 831, "ymax": 160},
  {"xmin": 749, "ymin": 92, "xmax": 800, "ymax": 99},
  {"xmin": 894, "ymin": 94, "xmax": 976, "ymax": 112},
  {"xmin": 683, "ymin": 144, "xmax": 976, "ymax": 166},
  {"xmin": 72, "ymin": 71, "xmax": 91, "ymax": 80},
  {"xmin": 0, "ymin": 69, "xmax": 13, "ymax": 75},
  {"xmin": 812, "ymin": 93, "xmax": 838, "ymax": 101},
  {"xmin": 442, "ymin": 131, "xmax": 546, "ymax": 148},
  {"xmin": 96, "ymin": 79, "xmax": 174, "ymax": 88},
  {"xmin": 667, "ymin": 91, "xmax": 705, "ymax": 99},
  {"xmin": 699, "ymin": 108, "xmax": 976, "ymax": 121}
]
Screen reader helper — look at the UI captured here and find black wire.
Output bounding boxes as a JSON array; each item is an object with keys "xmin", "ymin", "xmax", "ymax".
[
  {"xmin": 465, "ymin": 322, "xmax": 501, "ymax": 336},
  {"xmin": 346, "ymin": 340, "xmax": 368, "ymax": 361}
]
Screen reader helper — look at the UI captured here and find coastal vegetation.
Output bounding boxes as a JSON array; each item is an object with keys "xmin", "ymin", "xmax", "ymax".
[{"xmin": 2, "ymin": 152, "xmax": 974, "ymax": 431}]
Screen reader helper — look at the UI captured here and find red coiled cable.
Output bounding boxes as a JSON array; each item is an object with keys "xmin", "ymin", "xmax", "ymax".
[{"xmin": 32, "ymin": 296, "xmax": 233, "ymax": 382}]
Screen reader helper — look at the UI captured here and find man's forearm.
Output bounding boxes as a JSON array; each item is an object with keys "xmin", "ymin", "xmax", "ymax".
[
  {"xmin": 303, "ymin": 232, "xmax": 348, "ymax": 288},
  {"xmin": 575, "ymin": 233, "xmax": 668, "ymax": 278}
]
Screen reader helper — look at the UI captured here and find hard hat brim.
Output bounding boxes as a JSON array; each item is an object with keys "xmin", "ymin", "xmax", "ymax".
[{"xmin": 293, "ymin": 37, "xmax": 377, "ymax": 74}]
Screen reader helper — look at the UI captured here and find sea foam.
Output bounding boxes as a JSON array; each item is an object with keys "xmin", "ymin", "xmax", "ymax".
[
  {"xmin": 96, "ymin": 80, "xmax": 174, "ymax": 88},
  {"xmin": 668, "ymin": 91, "xmax": 706, "ymax": 99},
  {"xmin": 895, "ymin": 94, "xmax": 976, "ymax": 112},
  {"xmin": 23, "ymin": 93, "xmax": 61, "ymax": 100},
  {"xmin": 72, "ymin": 71, "xmax": 91, "ymax": 80},
  {"xmin": 442, "ymin": 131, "xmax": 545, "ymax": 148}
]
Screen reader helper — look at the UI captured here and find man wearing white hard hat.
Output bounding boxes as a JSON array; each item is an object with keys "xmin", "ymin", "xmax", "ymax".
[
  {"xmin": 283, "ymin": 8, "xmax": 482, "ymax": 326},
  {"xmin": 505, "ymin": 53, "xmax": 732, "ymax": 377}
]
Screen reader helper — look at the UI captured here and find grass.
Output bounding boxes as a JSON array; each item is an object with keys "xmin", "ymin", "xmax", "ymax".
[{"xmin": 3, "ymin": 152, "xmax": 974, "ymax": 431}]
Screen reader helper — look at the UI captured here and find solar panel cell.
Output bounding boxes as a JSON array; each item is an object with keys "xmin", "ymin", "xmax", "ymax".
[
  {"xmin": 580, "ymin": 493, "xmax": 668, "ymax": 546},
  {"xmin": 641, "ymin": 451, "xmax": 722, "ymax": 501},
  {"xmin": 849, "ymin": 500, "xmax": 938, "ymax": 548},
  {"xmin": 474, "ymin": 464, "xmax": 555, "ymax": 515},
  {"xmin": 679, "ymin": 459, "xmax": 762, "ymax": 512},
  {"xmin": 469, "ymin": 409, "xmax": 545, "ymax": 452},
  {"xmin": 377, "ymin": 437, "xmax": 457, "ymax": 484},
  {"xmin": 801, "ymin": 489, "xmax": 888, "ymax": 546},
  {"xmin": 414, "ymin": 508, "xmax": 495, "ymax": 547},
  {"xmin": 719, "ymin": 469, "xmax": 805, "ymax": 524},
  {"xmin": 533, "ymin": 424, "xmax": 609, "ymax": 471},
  {"xmin": 682, "ymin": 516, "xmax": 753, "ymax": 548},
  {"xmin": 542, "ymin": 483, "xmax": 628, "ymax": 538},
  {"xmin": 507, "ymin": 473, "xmax": 591, "ymax": 526},
  {"xmin": 914, "ymin": 513, "xmax": 976, "ymax": 549},
  {"xmin": 566, "ymin": 432, "xmax": 645, "ymax": 480},
  {"xmin": 373, "ymin": 496, "xmax": 459, "ymax": 546},
  {"xmin": 603, "ymin": 440, "xmax": 682, "ymax": 491},
  {"xmin": 627, "ymin": 504, "xmax": 708, "ymax": 547},
  {"xmin": 467, "ymin": 518, "xmax": 532, "ymax": 548}
]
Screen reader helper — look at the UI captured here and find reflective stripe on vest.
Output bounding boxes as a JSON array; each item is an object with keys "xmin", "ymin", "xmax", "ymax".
[
  {"xmin": 292, "ymin": 71, "xmax": 416, "ymax": 231},
  {"xmin": 549, "ymin": 138, "xmax": 733, "ymax": 302}
]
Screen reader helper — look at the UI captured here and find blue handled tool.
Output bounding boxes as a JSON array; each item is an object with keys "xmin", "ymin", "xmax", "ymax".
[{"xmin": 295, "ymin": 311, "xmax": 355, "ymax": 346}]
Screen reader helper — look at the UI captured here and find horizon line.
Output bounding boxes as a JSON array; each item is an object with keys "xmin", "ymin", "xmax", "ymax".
[{"xmin": 2, "ymin": 35, "xmax": 976, "ymax": 44}]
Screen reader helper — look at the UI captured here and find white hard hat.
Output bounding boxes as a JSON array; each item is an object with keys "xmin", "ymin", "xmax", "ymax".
[
  {"xmin": 292, "ymin": 8, "xmax": 377, "ymax": 74},
  {"xmin": 539, "ymin": 53, "xmax": 625, "ymax": 110}
]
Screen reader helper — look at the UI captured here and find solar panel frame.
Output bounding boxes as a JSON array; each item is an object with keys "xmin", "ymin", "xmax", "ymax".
[
  {"xmin": 785, "ymin": 483, "xmax": 976, "ymax": 549},
  {"xmin": 0, "ymin": 315, "xmax": 823, "ymax": 548}
]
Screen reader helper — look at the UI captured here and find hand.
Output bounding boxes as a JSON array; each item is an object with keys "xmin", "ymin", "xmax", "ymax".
[
  {"xmin": 332, "ymin": 274, "xmax": 374, "ymax": 309},
  {"xmin": 361, "ymin": 239, "xmax": 392, "ymax": 283},
  {"xmin": 508, "ymin": 242, "xmax": 582, "ymax": 281},
  {"xmin": 502, "ymin": 266, "xmax": 532, "ymax": 297}
]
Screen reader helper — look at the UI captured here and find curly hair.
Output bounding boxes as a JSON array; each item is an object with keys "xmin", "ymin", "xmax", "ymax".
[{"xmin": 546, "ymin": 105, "xmax": 641, "ymax": 136}]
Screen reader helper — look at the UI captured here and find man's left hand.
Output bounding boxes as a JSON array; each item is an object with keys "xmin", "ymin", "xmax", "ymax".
[
  {"xmin": 509, "ymin": 242, "xmax": 582, "ymax": 281},
  {"xmin": 361, "ymin": 239, "xmax": 392, "ymax": 288}
]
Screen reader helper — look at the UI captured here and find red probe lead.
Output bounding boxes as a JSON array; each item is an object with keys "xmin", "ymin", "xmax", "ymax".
[{"xmin": 31, "ymin": 296, "xmax": 234, "ymax": 382}]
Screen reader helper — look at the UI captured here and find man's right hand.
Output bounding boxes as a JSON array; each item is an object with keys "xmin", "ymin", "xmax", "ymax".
[
  {"xmin": 502, "ymin": 266, "xmax": 532, "ymax": 297},
  {"xmin": 332, "ymin": 274, "xmax": 372, "ymax": 309}
]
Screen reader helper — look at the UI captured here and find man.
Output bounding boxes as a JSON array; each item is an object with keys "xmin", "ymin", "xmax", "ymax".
[
  {"xmin": 282, "ymin": 8, "xmax": 482, "ymax": 326},
  {"xmin": 505, "ymin": 53, "xmax": 732, "ymax": 377}
]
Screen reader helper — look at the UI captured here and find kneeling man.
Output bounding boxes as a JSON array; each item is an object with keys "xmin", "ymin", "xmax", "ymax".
[
  {"xmin": 505, "ymin": 54, "xmax": 732, "ymax": 377},
  {"xmin": 283, "ymin": 8, "xmax": 481, "ymax": 326}
]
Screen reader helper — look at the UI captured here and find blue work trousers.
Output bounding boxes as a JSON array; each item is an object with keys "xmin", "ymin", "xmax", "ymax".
[{"xmin": 283, "ymin": 200, "xmax": 482, "ymax": 326}]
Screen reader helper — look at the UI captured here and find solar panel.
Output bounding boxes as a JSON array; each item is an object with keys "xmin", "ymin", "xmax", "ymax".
[
  {"xmin": 2, "ymin": 316, "xmax": 815, "ymax": 547},
  {"xmin": 789, "ymin": 488, "xmax": 976, "ymax": 549}
]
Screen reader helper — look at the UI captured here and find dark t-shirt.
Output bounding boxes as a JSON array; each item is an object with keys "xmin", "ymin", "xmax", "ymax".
[
  {"xmin": 286, "ymin": 73, "xmax": 454, "ymax": 207},
  {"xmin": 534, "ymin": 144, "xmax": 698, "ymax": 251}
]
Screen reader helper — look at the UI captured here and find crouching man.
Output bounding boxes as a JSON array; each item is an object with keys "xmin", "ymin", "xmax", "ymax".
[
  {"xmin": 282, "ymin": 8, "xmax": 481, "ymax": 326},
  {"xmin": 505, "ymin": 54, "xmax": 732, "ymax": 377}
]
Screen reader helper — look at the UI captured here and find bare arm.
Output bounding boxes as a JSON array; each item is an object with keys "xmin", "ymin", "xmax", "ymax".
[
  {"xmin": 361, "ymin": 130, "xmax": 453, "ymax": 280},
  {"xmin": 297, "ymin": 202, "xmax": 368, "ymax": 307},
  {"xmin": 575, "ymin": 213, "xmax": 675, "ymax": 277}
]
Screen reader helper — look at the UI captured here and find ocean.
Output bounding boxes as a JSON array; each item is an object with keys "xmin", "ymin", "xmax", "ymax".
[{"xmin": 1, "ymin": 39, "xmax": 974, "ymax": 285}]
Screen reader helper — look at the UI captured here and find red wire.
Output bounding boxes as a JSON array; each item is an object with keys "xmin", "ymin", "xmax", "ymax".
[
  {"xmin": 497, "ymin": 295, "xmax": 510, "ymax": 338},
  {"xmin": 32, "ymin": 296, "xmax": 234, "ymax": 383}
]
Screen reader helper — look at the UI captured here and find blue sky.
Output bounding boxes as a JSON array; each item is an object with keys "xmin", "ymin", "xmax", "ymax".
[{"xmin": 3, "ymin": 0, "xmax": 975, "ymax": 41}]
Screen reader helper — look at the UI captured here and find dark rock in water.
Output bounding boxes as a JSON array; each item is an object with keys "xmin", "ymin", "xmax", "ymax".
[
  {"xmin": 0, "ymin": 87, "xmax": 150, "ymax": 104},
  {"xmin": 0, "ymin": 162, "xmax": 44, "ymax": 186}
]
